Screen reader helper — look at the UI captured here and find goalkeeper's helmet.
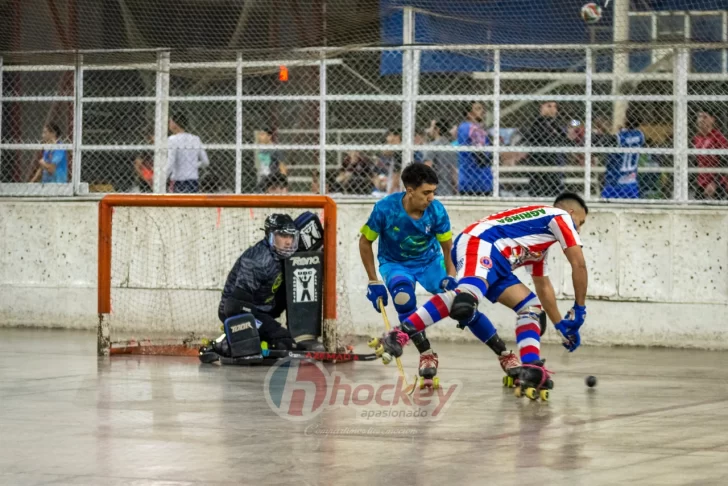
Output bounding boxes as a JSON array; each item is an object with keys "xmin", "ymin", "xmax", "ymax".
[{"xmin": 264, "ymin": 213, "xmax": 299, "ymax": 259}]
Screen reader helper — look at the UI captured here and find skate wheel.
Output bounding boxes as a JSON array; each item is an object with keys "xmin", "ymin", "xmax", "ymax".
[
  {"xmin": 432, "ymin": 376, "xmax": 440, "ymax": 389},
  {"xmin": 418, "ymin": 377, "xmax": 426, "ymax": 389},
  {"xmin": 503, "ymin": 375, "xmax": 515, "ymax": 388},
  {"xmin": 368, "ymin": 338, "xmax": 380, "ymax": 349},
  {"xmin": 539, "ymin": 389, "xmax": 550, "ymax": 402},
  {"xmin": 514, "ymin": 387, "xmax": 522, "ymax": 398},
  {"xmin": 201, "ymin": 338, "xmax": 210, "ymax": 347},
  {"xmin": 525, "ymin": 388, "xmax": 538, "ymax": 400},
  {"xmin": 381, "ymin": 352, "xmax": 393, "ymax": 365}
]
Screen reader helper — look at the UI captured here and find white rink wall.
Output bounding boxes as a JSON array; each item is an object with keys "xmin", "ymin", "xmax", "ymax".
[{"xmin": 1, "ymin": 198, "xmax": 727, "ymax": 349}]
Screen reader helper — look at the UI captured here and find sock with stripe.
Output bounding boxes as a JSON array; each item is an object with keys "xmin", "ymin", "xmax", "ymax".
[{"xmin": 513, "ymin": 293, "xmax": 543, "ymax": 364}]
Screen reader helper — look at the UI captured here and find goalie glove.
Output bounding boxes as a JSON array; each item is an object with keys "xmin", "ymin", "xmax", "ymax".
[{"xmin": 366, "ymin": 280, "xmax": 388, "ymax": 312}]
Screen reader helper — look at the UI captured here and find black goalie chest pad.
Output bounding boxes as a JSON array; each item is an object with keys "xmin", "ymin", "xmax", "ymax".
[{"xmin": 294, "ymin": 211, "xmax": 324, "ymax": 252}]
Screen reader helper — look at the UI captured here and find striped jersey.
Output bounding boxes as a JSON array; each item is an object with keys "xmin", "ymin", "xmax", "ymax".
[{"xmin": 461, "ymin": 205, "xmax": 582, "ymax": 277}]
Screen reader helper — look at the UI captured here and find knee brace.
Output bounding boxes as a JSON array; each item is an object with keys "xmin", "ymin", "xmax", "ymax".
[
  {"xmin": 390, "ymin": 277, "xmax": 417, "ymax": 322},
  {"xmin": 514, "ymin": 292, "xmax": 544, "ymax": 335}
]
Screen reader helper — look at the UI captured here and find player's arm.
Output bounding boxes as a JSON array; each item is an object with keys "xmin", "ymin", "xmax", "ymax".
[
  {"xmin": 358, "ymin": 234, "xmax": 378, "ymax": 282},
  {"xmin": 531, "ymin": 275, "xmax": 561, "ymax": 325},
  {"xmin": 359, "ymin": 209, "xmax": 388, "ymax": 311},
  {"xmin": 438, "ymin": 238, "xmax": 456, "ymax": 277},
  {"xmin": 564, "ymin": 245, "xmax": 588, "ymax": 307},
  {"xmin": 433, "ymin": 203, "xmax": 456, "ymax": 278}
]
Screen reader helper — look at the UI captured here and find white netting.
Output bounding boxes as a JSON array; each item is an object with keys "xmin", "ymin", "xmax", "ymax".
[{"xmin": 101, "ymin": 199, "xmax": 343, "ymax": 354}]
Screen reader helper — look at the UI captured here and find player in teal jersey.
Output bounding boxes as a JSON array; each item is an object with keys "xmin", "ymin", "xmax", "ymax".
[{"xmin": 359, "ymin": 164, "xmax": 519, "ymax": 387}]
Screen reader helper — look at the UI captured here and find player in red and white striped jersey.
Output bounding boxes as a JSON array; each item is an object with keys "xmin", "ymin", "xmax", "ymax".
[{"xmin": 376, "ymin": 193, "xmax": 589, "ymax": 396}]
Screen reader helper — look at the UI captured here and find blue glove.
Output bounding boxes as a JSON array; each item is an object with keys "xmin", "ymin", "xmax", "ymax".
[
  {"xmin": 366, "ymin": 280, "xmax": 388, "ymax": 312},
  {"xmin": 554, "ymin": 304, "xmax": 586, "ymax": 352},
  {"xmin": 440, "ymin": 276, "xmax": 458, "ymax": 291}
]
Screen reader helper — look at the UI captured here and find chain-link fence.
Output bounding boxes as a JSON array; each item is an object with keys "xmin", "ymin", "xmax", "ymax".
[{"xmin": 3, "ymin": 41, "xmax": 728, "ymax": 203}]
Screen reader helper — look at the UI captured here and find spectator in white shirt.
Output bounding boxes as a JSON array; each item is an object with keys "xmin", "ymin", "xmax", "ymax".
[{"xmin": 165, "ymin": 112, "xmax": 209, "ymax": 193}]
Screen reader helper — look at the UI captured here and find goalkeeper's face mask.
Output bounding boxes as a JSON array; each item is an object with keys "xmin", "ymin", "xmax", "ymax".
[{"xmin": 269, "ymin": 230, "xmax": 299, "ymax": 258}]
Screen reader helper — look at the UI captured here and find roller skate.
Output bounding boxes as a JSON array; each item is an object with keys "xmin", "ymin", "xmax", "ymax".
[
  {"xmin": 198, "ymin": 334, "xmax": 227, "ymax": 363},
  {"xmin": 418, "ymin": 351, "xmax": 440, "ymax": 389},
  {"xmin": 514, "ymin": 359, "xmax": 554, "ymax": 402},
  {"xmin": 368, "ymin": 328, "xmax": 410, "ymax": 365},
  {"xmin": 499, "ymin": 351, "xmax": 522, "ymax": 388}
]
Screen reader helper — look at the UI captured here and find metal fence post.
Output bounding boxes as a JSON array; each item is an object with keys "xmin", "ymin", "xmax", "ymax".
[
  {"xmin": 319, "ymin": 50, "xmax": 327, "ymax": 194},
  {"xmin": 0, "ymin": 56, "xmax": 4, "ymax": 179},
  {"xmin": 401, "ymin": 7, "xmax": 415, "ymax": 173},
  {"xmin": 674, "ymin": 47, "xmax": 689, "ymax": 202},
  {"xmin": 153, "ymin": 50, "xmax": 170, "ymax": 194},
  {"xmin": 72, "ymin": 54, "xmax": 83, "ymax": 194},
  {"xmin": 584, "ymin": 47, "xmax": 593, "ymax": 200},
  {"xmin": 492, "ymin": 49, "xmax": 500, "ymax": 199},
  {"xmin": 235, "ymin": 51, "xmax": 243, "ymax": 194}
]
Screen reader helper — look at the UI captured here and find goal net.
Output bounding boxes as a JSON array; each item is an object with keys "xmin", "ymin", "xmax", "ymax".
[{"xmin": 97, "ymin": 194, "xmax": 344, "ymax": 356}]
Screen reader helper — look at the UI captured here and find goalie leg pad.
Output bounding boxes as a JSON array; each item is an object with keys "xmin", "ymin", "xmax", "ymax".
[{"xmin": 224, "ymin": 314, "xmax": 262, "ymax": 358}]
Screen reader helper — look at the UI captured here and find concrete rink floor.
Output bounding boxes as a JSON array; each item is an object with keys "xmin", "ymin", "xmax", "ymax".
[{"xmin": 1, "ymin": 329, "xmax": 728, "ymax": 486}]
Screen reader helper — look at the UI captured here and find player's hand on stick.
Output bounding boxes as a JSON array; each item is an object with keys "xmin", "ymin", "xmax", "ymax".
[
  {"xmin": 366, "ymin": 280, "xmax": 388, "ymax": 312},
  {"xmin": 440, "ymin": 276, "xmax": 458, "ymax": 291},
  {"xmin": 554, "ymin": 303, "xmax": 586, "ymax": 352}
]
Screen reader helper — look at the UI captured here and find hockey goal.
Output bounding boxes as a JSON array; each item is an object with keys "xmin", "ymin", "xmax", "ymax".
[{"xmin": 97, "ymin": 194, "xmax": 340, "ymax": 356}]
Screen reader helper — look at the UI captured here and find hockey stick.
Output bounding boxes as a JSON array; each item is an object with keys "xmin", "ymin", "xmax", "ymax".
[
  {"xmin": 377, "ymin": 298, "xmax": 415, "ymax": 395},
  {"xmin": 215, "ymin": 349, "xmax": 379, "ymax": 366}
]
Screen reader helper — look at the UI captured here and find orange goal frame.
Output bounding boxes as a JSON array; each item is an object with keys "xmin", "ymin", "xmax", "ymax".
[{"xmin": 97, "ymin": 194, "xmax": 337, "ymax": 356}]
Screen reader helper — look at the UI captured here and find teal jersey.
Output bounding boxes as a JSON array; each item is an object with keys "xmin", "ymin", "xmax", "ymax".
[{"xmin": 360, "ymin": 192, "xmax": 452, "ymax": 267}]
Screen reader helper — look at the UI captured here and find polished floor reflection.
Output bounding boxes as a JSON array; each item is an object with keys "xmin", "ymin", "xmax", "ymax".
[{"xmin": 1, "ymin": 328, "xmax": 727, "ymax": 485}]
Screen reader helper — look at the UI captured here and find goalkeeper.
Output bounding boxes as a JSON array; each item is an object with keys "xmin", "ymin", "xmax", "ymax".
[
  {"xmin": 211, "ymin": 214, "xmax": 300, "ymax": 357},
  {"xmin": 359, "ymin": 163, "xmax": 520, "ymax": 385}
]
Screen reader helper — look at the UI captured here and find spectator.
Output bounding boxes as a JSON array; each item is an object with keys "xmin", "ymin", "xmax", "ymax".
[
  {"xmin": 594, "ymin": 111, "xmax": 645, "ymax": 199},
  {"xmin": 457, "ymin": 101, "xmax": 492, "ymax": 196},
  {"xmin": 311, "ymin": 169, "xmax": 342, "ymax": 194},
  {"xmin": 338, "ymin": 151, "xmax": 377, "ymax": 195},
  {"xmin": 255, "ymin": 127, "xmax": 287, "ymax": 183},
  {"xmin": 422, "ymin": 119, "xmax": 458, "ymax": 196},
  {"xmin": 30, "ymin": 123, "xmax": 68, "ymax": 183},
  {"xmin": 692, "ymin": 110, "xmax": 728, "ymax": 199},
  {"xmin": 260, "ymin": 172, "xmax": 289, "ymax": 194},
  {"xmin": 133, "ymin": 133, "xmax": 154, "ymax": 192},
  {"xmin": 523, "ymin": 101, "xmax": 567, "ymax": 197},
  {"xmin": 165, "ymin": 112, "xmax": 209, "ymax": 193},
  {"xmin": 375, "ymin": 129, "xmax": 402, "ymax": 193}
]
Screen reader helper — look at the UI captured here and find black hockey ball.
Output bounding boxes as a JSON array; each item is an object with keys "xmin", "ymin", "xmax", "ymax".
[{"xmin": 585, "ymin": 375, "xmax": 597, "ymax": 388}]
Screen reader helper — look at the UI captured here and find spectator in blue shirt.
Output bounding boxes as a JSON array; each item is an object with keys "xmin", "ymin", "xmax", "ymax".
[
  {"xmin": 457, "ymin": 101, "xmax": 492, "ymax": 196},
  {"xmin": 30, "ymin": 123, "xmax": 68, "ymax": 183}
]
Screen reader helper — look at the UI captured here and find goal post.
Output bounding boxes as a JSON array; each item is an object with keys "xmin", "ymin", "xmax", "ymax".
[{"xmin": 97, "ymin": 194, "xmax": 338, "ymax": 357}]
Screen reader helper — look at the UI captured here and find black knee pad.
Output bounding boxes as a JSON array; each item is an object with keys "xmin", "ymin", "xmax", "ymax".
[
  {"xmin": 539, "ymin": 310, "xmax": 547, "ymax": 336},
  {"xmin": 223, "ymin": 314, "xmax": 262, "ymax": 358},
  {"xmin": 450, "ymin": 291, "xmax": 478, "ymax": 323}
]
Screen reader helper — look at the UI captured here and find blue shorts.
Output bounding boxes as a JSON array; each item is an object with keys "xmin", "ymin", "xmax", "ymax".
[
  {"xmin": 601, "ymin": 184, "xmax": 639, "ymax": 199},
  {"xmin": 379, "ymin": 257, "xmax": 448, "ymax": 296}
]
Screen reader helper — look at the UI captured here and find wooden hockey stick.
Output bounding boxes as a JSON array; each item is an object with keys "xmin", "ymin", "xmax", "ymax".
[{"xmin": 377, "ymin": 298, "xmax": 415, "ymax": 395}]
